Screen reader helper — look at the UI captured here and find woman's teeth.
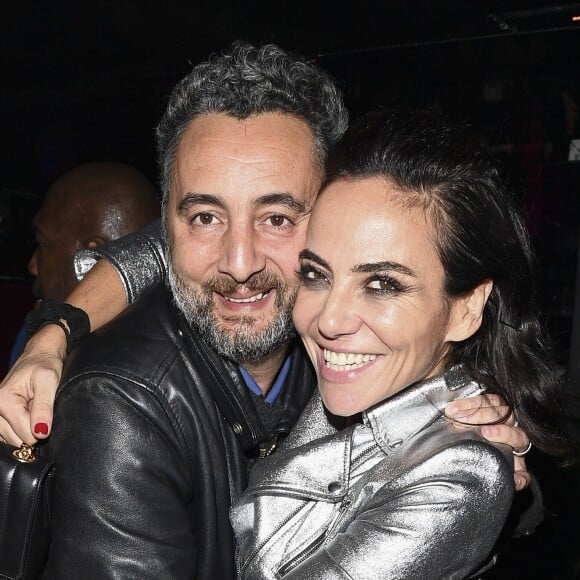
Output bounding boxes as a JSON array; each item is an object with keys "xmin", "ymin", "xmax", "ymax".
[{"xmin": 323, "ymin": 349, "xmax": 376, "ymax": 371}]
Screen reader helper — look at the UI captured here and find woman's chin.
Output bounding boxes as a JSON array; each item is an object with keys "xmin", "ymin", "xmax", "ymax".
[{"xmin": 319, "ymin": 388, "xmax": 364, "ymax": 418}]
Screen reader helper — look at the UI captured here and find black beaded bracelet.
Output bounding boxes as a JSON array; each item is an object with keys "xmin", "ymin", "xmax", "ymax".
[{"xmin": 25, "ymin": 300, "xmax": 91, "ymax": 355}]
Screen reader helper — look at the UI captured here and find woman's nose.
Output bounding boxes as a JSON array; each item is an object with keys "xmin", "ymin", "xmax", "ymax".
[{"xmin": 315, "ymin": 286, "xmax": 362, "ymax": 339}]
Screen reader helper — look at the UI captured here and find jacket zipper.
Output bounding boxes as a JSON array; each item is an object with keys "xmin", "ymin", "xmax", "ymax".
[
  {"xmin": 275, "ymin": 495, "xmax": 352, "ymax": 577},
  {"xmin": 258, "ymin": 433, "xmax": 282, "ymax": 458},
  {"xmin": 276, "ymin": 531, "xmax": 328, "ymax": 577},
  {"xmin": 240, "ymin": 503, "xmax": 305, "ymax": 577}
]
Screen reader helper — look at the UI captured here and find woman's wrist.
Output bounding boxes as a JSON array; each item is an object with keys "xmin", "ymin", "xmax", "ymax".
[
  {"xmin": 25, "ymin": 323, "xmax": 68, "ymax": 360},
  {"xmin": 25, "ymin": 301, "xmax": 90, "ymax": 355}
]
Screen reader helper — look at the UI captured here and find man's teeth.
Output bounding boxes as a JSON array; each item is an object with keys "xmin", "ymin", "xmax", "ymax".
[
  {"xmin": 223, "ymin": 291, "xmax": 267, "ymax": 304},
  {"xmin": 323, "ymin": 349, "xmax": 376, "ymax": 371}
]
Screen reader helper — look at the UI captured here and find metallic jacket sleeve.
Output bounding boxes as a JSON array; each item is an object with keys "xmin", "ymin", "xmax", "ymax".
[
  {"xmin": 282, "ymin": 442, "xmax": 513, "ymax": 580},
  {"xmin": 74, "ymin": 219, "xmax": 167, "ymax": 304}
]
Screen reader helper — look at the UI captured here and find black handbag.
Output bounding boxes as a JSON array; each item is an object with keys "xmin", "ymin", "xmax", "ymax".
[{"xmin": 0, "ymin": 443, "xmax": 53, "ymax": 580}]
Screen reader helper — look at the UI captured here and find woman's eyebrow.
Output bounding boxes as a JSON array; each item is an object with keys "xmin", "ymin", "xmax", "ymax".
[
  {"xmin": 299, "ymin": 249, "xmax": 330, "ymax": 269},
  {"xmin": 353, "ymin": 261, "xmax": 415, "ymax": 277},
  {"xmin": 299, "ymin": 251, "xmax": 416, "ymax": 278}
]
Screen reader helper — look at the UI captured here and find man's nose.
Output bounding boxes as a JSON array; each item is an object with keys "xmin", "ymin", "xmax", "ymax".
[
  {"xmin": 217, "ymin": 224, "xmax": 266, "ymax": 283},
  {"xmin": 28, "ymin": 248, "xmax": 39, "ymax": 277}
]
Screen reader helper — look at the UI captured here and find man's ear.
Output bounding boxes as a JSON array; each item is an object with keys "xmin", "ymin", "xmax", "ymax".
[
  {"xmin": 445, "ymin": 279, "xmax": 493, "ymax": 343},
  {"xmin": 83, "ymin": 236, "xmax": 108, "ymax": 249}
]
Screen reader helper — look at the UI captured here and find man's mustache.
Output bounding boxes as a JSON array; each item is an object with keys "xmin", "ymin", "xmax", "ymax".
[{"xmin": 203, "ymin": 271, "xmax": 287, "ymax": 295}]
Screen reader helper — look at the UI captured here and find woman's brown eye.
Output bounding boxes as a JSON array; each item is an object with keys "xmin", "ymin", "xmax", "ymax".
[
  {"xmin": 378, "ymin": 280, "xmax": 393, "ymax": 291},
  {"xmin": 367, "ymin": 276, "xmax": 403, "ymax": 295}
]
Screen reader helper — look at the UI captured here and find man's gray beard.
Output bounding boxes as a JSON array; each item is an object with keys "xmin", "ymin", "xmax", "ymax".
[{"xmin": 167, "ymin": 264, "xmax": 297, "ymax": 363}]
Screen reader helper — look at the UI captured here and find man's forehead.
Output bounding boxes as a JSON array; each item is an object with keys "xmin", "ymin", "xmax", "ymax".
[
  {"xmin": 34, "ymin": 196, "xmax": 61, "ymax": 229},
  {"xmin": 171, "ymin": 113, "xmax": 322, "ymax": 202},
  {"xmin": 32, "ymin": 210, "xmax": 67, "ymax": 240},
  {"xmin": 176, "ymin": 113, "xmax": 317, "ymax": 162},
  {"xmin": 35, "ymin": 185, "xmax": 83, "ymax": 230}
]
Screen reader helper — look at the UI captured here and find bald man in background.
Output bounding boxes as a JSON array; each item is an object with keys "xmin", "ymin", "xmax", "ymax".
[
  {"xmin": 28, "ymin": 162, "xmax": 160, "ymax": 302},
  {"xmin": 9, "ymin": 162, "xmax": 159, "ymax": 365}
]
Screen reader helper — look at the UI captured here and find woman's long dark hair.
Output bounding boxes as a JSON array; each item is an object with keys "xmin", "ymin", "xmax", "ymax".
[{"xmin": 324, "ymin": 108, "xmax": 578, "ymax": 461}]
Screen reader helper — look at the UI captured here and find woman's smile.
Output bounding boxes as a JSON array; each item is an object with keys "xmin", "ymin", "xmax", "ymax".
[
  {"xmin": 292, "ymin": 176, "xmax": 470, "ymax": 417},
  {"xmin": 322, "ymin": 348, "xmax": 378, "ymax": 371},
  {"xmin": 318, "ymin": 346, "xmax": 381, "ymax": 382}
]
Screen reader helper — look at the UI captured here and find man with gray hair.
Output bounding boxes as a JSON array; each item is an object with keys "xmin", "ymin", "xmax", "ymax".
[{"xmin": 39, "ymin": 42, "xmax": 347, "ymax": 579}]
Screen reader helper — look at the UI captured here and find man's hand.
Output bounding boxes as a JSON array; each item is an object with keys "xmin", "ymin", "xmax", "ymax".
[
  {"xmin": 446, "ymin": 394, "xmax": 531, "ymax": 492},
  {"xmin": 0, "ymin": 324, "xmax": 67, "ymax": 445}
]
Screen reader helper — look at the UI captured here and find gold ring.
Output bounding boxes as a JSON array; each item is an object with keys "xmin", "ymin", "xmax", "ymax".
[{"xmin": 512, "ymin": 441, "xmax": 532, "ymax": 457}]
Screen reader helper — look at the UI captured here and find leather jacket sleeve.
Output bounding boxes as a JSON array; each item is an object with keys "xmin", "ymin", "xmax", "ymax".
[
  {"xmin": 42, "ymin": 373, "xmax": 196, "ymax": 579},
  {"xmin": 74, "ymin": 219, "xmax": 166, "ymax": 304}
]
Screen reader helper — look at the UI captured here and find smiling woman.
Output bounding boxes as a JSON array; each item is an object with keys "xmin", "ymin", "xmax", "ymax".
[
  {"xmin": 294, "ymin": 176, "xmax": 488, "ymax": 417},
  {"xmin": 230, "ymin": 109, "xmax": 577, "ymax": 580}
]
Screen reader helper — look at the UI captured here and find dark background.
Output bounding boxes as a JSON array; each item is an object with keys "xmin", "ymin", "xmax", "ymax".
[
  {"xmin": 1, "ymin": 2, "xmax": 580, "ymax": 577},
  {"xmin": 2, "ymin": 1, "xmax": 579, "ymax": 191}
]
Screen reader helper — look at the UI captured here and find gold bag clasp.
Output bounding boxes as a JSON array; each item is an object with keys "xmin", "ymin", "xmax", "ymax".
[{"xmin": 12, "ymin": 443, "xmax": 36, "ymax": 463}]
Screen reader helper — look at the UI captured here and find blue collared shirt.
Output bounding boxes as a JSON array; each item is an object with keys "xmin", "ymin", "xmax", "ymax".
[{"xmin": 239, "ymin": 355, "xmax": 292, "ymax": 406}]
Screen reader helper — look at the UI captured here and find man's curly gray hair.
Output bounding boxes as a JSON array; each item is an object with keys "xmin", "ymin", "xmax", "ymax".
[{"xmin": 156, "ymin": 42, "xmax": 348, "ymax": 202}]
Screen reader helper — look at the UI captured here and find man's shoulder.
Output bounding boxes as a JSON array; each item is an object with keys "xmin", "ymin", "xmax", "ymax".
[{"xmin": 63, "ymin": 286, "xmax": 184, "ymax": 385}]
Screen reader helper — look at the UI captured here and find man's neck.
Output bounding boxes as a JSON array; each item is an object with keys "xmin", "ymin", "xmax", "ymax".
[{"xmin": 239, "ymin": 341, "xmax": 291, "ymax": 395}]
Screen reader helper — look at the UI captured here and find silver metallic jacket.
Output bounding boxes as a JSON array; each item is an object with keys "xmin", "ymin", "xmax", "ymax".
[
  {"xmin": 231, "ymin": 366, "xmax": 514, "ymax": 580},
  {"xmin": 74, "ymin": 219, "xmax": 166, "ymax": 302}
]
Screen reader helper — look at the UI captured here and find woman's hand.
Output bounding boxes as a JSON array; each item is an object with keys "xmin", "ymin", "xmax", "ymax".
[
  {"xmin": 445, "ymin": 394, "xmax": 531, "ymax": 491},
  {"xmin": 0, "ymin": 324, "xmax": 67, "ymax": 445}
]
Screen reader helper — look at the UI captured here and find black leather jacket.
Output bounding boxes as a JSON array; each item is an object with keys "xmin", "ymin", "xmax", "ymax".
[{"xmin": 40, "ymin": 286, "xmax": 315, "ymax": 579}]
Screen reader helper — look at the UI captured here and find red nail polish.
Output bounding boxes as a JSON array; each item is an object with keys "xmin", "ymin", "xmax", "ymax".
[{"xmin": 34, "ymin": 423, "xmax": 49, "ymax": 435}]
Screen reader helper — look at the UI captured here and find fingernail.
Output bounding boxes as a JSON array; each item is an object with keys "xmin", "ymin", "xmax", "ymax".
[{"xmin": 34, "ymin": 423, "xmax": 49, "ymax": 435}]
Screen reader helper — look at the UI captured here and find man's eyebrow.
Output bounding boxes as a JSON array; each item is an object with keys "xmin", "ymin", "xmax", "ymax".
[
  {"xmin": 354, "ymin": 261, "xmax": 416, "ymax": 277},
  {"xmin": 298, "ymin": 249, "xmax": 331, "ymax": 270},
  {"xmin": 254, "ymin": 193, "xmax": 307, "ymax": 213},
  {"xmin": 177, "ymin": 193, "xmax": 225, "ymax": 213}
]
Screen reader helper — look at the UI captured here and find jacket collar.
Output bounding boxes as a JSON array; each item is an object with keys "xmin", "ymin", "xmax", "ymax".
[
  {"xmin": 245, "ymin": 396, "xmax": 353, "ymax": 501},
  {"xmin": 364, "ymin": 365, "xmax": 483, "ymax": 454},
  {"xmin": 245, "ymin": 365, "xmax": 482, "ymax": 500},
  {"xmin": 171, "ymin": 295, "xmax": 316, "ymax": 452}
]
